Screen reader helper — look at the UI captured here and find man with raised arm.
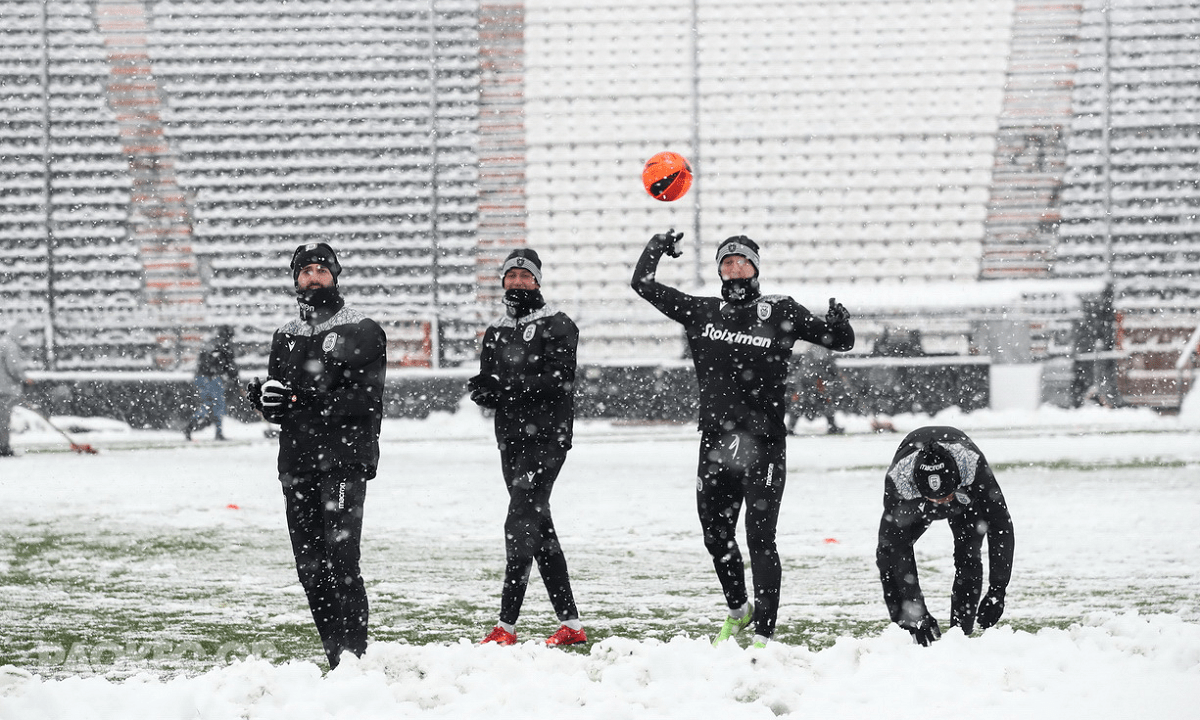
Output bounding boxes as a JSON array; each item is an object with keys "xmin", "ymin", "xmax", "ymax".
[{"xmin": 631, "ymin": 230, "xmax": 855, "ymax": 648}]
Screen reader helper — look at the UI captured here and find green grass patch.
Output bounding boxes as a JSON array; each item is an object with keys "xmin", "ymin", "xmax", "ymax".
[
  {"xmin": 992, "ymin": 458, "xmax": 1191, "ymax": 472},
  {"xmin": 2, "ymin": 483, "xmax": 1196, "ymax": 681}
]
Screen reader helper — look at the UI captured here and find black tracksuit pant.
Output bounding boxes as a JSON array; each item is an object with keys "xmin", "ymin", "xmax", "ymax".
[
  {"xmin": 498, "ymin": 439, "xmax": 578, "ymax": 626},
  {"xmin": 697, "ymin": 429, "xmax": 787, "ymax": 638},
  {"xmin": 282, "ymin": 466, "xmax": 369, "ymax": 668},
  {"xmin": 876, "ymin": 502, "xmax": 989, "ymax": 631}
]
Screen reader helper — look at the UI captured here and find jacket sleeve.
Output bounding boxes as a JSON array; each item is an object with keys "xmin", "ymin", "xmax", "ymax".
[
  {"xmin": 260, "ymin": 331, "xmax": 289, "ymax": 423},
  {"xmin": 630, "ymin": 239, "xmax": 701, "ymax": 325},
  {"xmin": 321, "ymin": 318, "xmax": 387, "ymax": 423},
  {"xmin": 876, "ymin": 498, "xmax": 930, "ymax": 626},
  {"xmin": 977, "ymin": 464, "xmax": 1015, "ymax": 593},
  {"xmin": 786, "ymin": 300, "xmax": 855, "ymax": 353},
  {"xmin": 474, "ymin": 326, "xmax": 498, "ymax": 379}
]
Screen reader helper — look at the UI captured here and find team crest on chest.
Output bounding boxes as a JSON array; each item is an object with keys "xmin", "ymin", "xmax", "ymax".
[
  {"xmin": 322, "ymin": 333, "xmax": 338, "ymax": 352},
  {"xmin": 757, "ymin": 302, "xmax": 772, "ymax": 321},
  {"xmin": 522, "ymin": 324, "xmax": 537, "ymax": 342}
]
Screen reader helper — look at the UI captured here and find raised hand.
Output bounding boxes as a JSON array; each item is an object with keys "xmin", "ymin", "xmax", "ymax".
[
  {"xmin": 651, "ymin": 228, "xmax": 685, "ymax": 258},
  {"xmin": 826, "ymin": 297, "xmax": 850, "ymax": 325}
]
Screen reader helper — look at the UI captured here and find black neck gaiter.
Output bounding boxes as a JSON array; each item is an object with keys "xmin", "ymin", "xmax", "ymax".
[
  {"xmin": 720, "ymin": 277, "xmax": 761, "ymax": 303},
  {"xmin": 297, "ymin": 286, "xmax": 345, "ymax": 325},
  {"xmin": 503, "ymin": 288, "xmax": 545, "ymax": 318}
]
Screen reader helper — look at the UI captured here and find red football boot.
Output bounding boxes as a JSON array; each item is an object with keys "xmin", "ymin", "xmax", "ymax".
[
  {"xmin": 545, "ymin": 625, "xmax": 587, "ymax": 646},
  {"xmin": 480, "ymin": 626, "xmax": 517, "ymax": 645}
]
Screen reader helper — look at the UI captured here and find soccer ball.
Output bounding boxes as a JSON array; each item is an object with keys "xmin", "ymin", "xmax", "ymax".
[{"xmin": 642, "ymin": 151, "xmax": 693, "ymax": 202}]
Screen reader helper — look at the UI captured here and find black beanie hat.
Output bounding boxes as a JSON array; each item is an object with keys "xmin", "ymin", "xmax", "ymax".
[
  {"xmin": 500, "ymin": 248, "xmax": 543, "ymax": 285},
  {"xmin": 912, "ymin": 443, "xmax": 961, "ymax": 500},
  {"xmin": 291, "ymin": 242, "xmax": 342, "ymax": 285},
  {"xmin": 715, "ymin": 236, "xmax": 761, "ymax": 276}
]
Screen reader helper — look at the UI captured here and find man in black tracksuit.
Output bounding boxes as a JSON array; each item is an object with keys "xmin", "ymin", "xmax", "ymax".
[
  {"xmin": 877, "ymin": 426, "xmax": 1014, "ymax": 645},
  {"xmin": 469, "ymin": 248, "xmax": 586, "ymax": 647},
  {"xmin": 250, "ymin": 242, "xmax": 387, "ymax": 669},
  {"xmin": 632, "ymin": 230, "xmax": 855, "ymax": 647}
]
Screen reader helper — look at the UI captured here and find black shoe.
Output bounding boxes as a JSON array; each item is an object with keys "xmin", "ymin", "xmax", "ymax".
[
  {"xmin": 0, "ymin": 447, "xmax": 14, "ymax": 457},
  {"xmin": 184, "ymin": 427, "xmax": 192, "ymax": 441},
  {"xmin": 214, "ymin": 433, "xmax": 226, "ymax": 441}
]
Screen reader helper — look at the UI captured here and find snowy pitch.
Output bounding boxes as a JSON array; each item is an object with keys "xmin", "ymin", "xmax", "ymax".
[{"xmin": 0, "ymin": 402, "xmax": 1198, "ymax": 718}]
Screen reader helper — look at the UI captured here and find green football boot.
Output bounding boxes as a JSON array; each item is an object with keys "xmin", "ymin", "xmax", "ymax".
[{"xmin": 713, "ymin": 604, "xmax": 754, "ymax": 646}]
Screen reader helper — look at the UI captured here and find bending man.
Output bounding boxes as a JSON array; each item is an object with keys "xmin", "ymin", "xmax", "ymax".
[{"xmin": 877, "ymin": 425, "xmax": 1015, "ymax": 645}]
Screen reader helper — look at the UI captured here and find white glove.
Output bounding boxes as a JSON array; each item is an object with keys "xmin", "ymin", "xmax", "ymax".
[{"xmin": 260, "ymin": 379, "xmax": 290, "ymax": 409}]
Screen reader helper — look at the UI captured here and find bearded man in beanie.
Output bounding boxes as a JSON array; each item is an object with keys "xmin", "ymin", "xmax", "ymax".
[
  {"xmin": 469, "ymin": 248, "xmax": 587, "ymax": 647},
  {"xmin": 249, "ymin": 242, "xmax": 387, "ymax": 669},
  {"xmin": 631, "ymin": 230, "xmax": 855, "ymax": 648},
  {"xmin": 876, "ymin": 426, "xmax": 1014, "ymax": 646}
]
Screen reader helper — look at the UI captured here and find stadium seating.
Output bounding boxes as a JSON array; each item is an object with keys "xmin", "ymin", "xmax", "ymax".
[
  {"xmin": 2, "ymin": 0, "xmax": 1196, "ymax": 406},
  {"xmin": 523, "ymin": 0, "xmax": 1016, "ymax": 359},
  {"xmin": 0, "ymin": 0, "xmax": 480, "ymax": 370},
  {"xmin": 1057, "ymin": 0, "xmax": 1200, "ymax": 298},
  {"xmin": 1054, "ymin": 0, "xmax": 1200, "ymax": 405}
]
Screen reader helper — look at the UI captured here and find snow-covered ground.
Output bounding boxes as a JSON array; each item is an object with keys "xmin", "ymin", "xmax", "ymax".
[{"xmin": 1, "ymin": 401, "xmax": 1198, "ymax": 718}]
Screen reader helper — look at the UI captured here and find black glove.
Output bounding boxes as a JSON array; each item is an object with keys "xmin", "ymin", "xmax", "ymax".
[
  {"xmin": 247, "ymin": 378, "xmax": 264, "ymax": 412},
  {"xmin": 259, "ymin": 379, "xmax": 292, "ymax": 411},
  {"xmin": 826, "ymin": 297, "xmax": 850, "ymax": 325},
  {"xmin": 467, "ymin": 374, "xmax": 502, "ymax": 409},
  {"xmin": 976, "ymin": 588, "xmax": 1006, "ymax": 630},
  {"xmin": 650, "ymin": 228, "xmax": 684, "ymax": 258},
  {"xmin": 904, "ymin": 614, "xmax": 942, "ymax": 647}
]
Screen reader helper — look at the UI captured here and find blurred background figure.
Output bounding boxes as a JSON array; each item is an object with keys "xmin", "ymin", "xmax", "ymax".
[
  {"xmin": 0, "ymin": 324, "xmax": 28, "ymax": 457},
  {"xmin": 865, "ymin": 327, "xmax": 926, "ymax": 433},
  {"xmin": 786, "ymin": 345, "xmax": 844, "ymax": 436},
  {"xmin": 185, "ymin": 325, "xmax": 238, "ymax": 441}
]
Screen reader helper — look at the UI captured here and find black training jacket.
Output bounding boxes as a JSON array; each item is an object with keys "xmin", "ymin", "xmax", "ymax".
[
  {"xmin": 264, "ymin": 306, "xmax": 387, "ymax": 478},
  {"xmin": 632, "ymin": 241, "xmax": 855, "ymax": 437},
  {"xmin": 478, "ymin": 306, "xmax": 578, "ymax": 448}
]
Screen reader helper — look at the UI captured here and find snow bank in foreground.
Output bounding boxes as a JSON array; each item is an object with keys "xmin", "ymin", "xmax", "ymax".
[{"xmin": 2, "ymin": 614, "xmax": 1196, "ymax": 719}]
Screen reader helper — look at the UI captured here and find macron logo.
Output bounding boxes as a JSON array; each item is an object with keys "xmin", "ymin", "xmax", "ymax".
[{"xmin": 701, "ymin": 323, "xmax": 771, "ymax": 348}]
